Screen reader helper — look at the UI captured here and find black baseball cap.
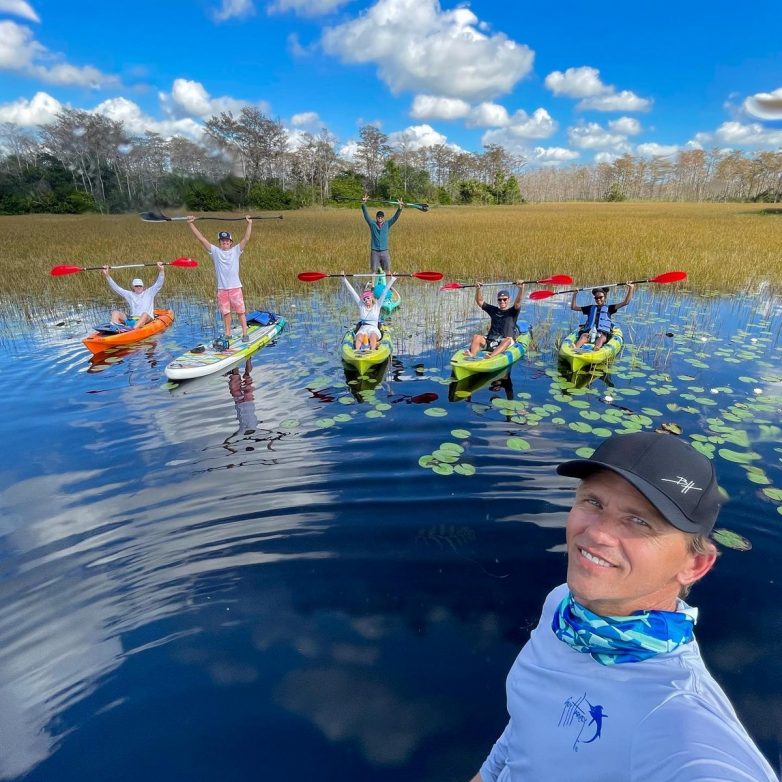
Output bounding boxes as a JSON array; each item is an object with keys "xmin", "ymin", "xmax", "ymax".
[
  {"xmin": 218, "ymin": 230, "xmax": 232, "ymax": 241},
  {"xmin": 557, "ymin": 431, "xmax": 723, "ymax": 535},
  {"xmin": 376, "ymin": 210, "xmax": 385, "ymax": 218}
]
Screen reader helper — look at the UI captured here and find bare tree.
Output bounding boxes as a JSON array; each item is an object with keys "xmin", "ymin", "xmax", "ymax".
[{"xmin": 355, "ymin": 125, "xmax": 390, "ymax": 193}]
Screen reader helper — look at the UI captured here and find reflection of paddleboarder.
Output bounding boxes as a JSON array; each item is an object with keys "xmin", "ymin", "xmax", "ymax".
[{"xmin": 228, "ymin": 359, "xmax": 257, "ymax": 435}]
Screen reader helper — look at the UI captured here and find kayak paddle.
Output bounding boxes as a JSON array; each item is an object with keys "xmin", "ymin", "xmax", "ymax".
[
  {"xmin": 440, "ymin": 274, "xmax": 573, "ymax": 291},
  {"xmin": 298, "ymin": 271, "xmax": 443, "ymax": 282},
  {"xmin": 139, "ymin": 211, "xmax": 283, "ymax": 222},
  {"xmin": 51, "ymin": 257, "xmax": 198, "ymax": 276},
  {"xmin": 331, "ymin": 195, "xmax": 430, "ymax": 212},
  {"xmin": 528, "ymin": 271, "xmax": 687, "ymax": 300}
]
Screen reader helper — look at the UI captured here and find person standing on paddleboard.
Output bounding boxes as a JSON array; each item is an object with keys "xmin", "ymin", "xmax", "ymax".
[
  {"xmin": 101, "ymin": 262, "xmax": 164, "ymax": 329},
  {"xmin": 187, "ymin": 215, "xmax": 253, "ymax": 349},
  {"xmin": 464, "ymin": 281, "xmax": 525, "ymax": 358},
  {"xmin": 571, "ymin": 283, "xmax": 634, "ymax": 351},
  {"xmin": 468, "ymin": 432, "xmax": 778, "ymax": 782},
  {"xmin": 361, "ymin": 194, "xmax": 402, "ymax": 273}
]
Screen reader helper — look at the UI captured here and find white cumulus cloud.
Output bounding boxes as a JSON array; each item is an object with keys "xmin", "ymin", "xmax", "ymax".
[
  {"xmin": 714, "ymin": 121, "xmax": 782, "ymax": 147},
  {"xmin": 213, "ymin": 0, "xmax": 256, "ymax": 21},
  {"xmin": 94, "ymin": 97, "xmax": 205, "ymax": 140},
  {"xmin": 159, "ymin": 78, "xmax": 255, "ymax": 119},
  {"xmin": 268, "ymin": 0, "xmax": 350, "ymax": 16},
  {"xmin": 545, "ymin": 65, "xmax": 650, "ymax": 112},
  {"xmin": 482, "ymin": 108, "xmax": 556, "ymax": 144},
  {"xmin": 608, "ymin": 116, "xmax": 641, "ymax": 135},
  {"xmin": 291, "ymin": 111, "xmax": 321, "ymax": 127},
  {"xmin": 0, "ymin": 91, "xmax": 61, "ymax": 126},
  {"xmin": 0, "ymin": 0, "xmax": 39, "ymax": 22},
  {"xmin": 388, "ymin": 123, "xmax": 449, "ymax": 150},
  {"xmin": 743, "ymin": 87, "xmax": 782, "ymax": 121},
  {"xmin": 544, "ymin": 66, "xmax": 606, "ymax": 98},
  {"xmin": 568, "ymin": 121, "xmax": 631, "ymax": 151},
  {"xmin": 322, "ymin": 0, "xmax": 534, "ymax": 102},
  {"xmin": 410, "ymin": 95, "xmax": 470, "ymax": 121},
  {"xmin": 466, "ymin": 102, "xmax": 510, "ymax": 128},
  {"xmin": 0, "ymin": 20, "xmax": 119, "ymax": 88},
  {"xmin": 533, "ymin": 146, "xmax": 579, "ymax": 164},
  {"xmin": 636, "ymin": 142, "xmax": 679, "ymax": 157}
]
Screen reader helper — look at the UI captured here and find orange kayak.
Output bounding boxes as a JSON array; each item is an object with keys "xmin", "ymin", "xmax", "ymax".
[{"xmin": 82, "ymin": 309, "xmax": 174, "ymax": 354}]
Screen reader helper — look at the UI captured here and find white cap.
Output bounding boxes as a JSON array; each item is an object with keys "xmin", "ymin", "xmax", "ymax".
[{"xmin": 131, "ymin": 278, "xmax": 144, "ymax": 287}]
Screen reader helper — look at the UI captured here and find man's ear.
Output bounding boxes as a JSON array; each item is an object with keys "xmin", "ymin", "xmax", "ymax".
[{"xmin": 678, "ymin": 542, "xmax": 717, "ymax": 588}]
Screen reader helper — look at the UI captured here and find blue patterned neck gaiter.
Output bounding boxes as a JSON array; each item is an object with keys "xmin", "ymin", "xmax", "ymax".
[{"xmin": 551, "ymin": 591, "xmax": 697, "ymax": 665}]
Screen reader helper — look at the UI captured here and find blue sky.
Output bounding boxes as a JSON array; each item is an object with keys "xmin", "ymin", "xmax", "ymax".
[{"xmin": 1, "ymin": 0, "xmax": 781, "ymax": 166}]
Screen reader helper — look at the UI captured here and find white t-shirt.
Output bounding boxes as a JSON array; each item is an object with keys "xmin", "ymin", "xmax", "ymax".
[
  {"xmin": 106, "ymin": 271, "xmax": 164, "ymax": 318},
  {"xmin": 209, "ymin": 244, "xmax": 243, "ymax": 290},
  {"xmin": 480, "ymin": 584, "xmax": 777, "ymax": 782}
]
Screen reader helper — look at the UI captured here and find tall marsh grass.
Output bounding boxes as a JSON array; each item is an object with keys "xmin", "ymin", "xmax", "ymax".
[{"xmin": 3, "ymin": 203, "xmax": 781, "ymax": 310}]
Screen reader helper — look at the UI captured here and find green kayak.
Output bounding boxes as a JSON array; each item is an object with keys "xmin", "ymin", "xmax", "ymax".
[
  {"xmin": 341, "ymin": 326, "xmax": 393, "ymax": 374},
  {"xmin": 450, "ymin": 321, "xmax": 531, "ymax": 381},
  {"xmin": 559, "ymin": 326, "xmax": 624, "ymax": 372}
]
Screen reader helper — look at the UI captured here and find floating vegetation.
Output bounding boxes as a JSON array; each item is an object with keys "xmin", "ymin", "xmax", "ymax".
[
  {"xmin": 419, "ymin": 441, "xmax": 475, "ymax": 476},
  {"xmin": 712, "ymin": 529, "xmax": 752, "ymax": 551}
]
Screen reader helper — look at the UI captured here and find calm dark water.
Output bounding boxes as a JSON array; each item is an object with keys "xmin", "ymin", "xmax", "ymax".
[{"xmin": 0, "ymin": 285, "xmax": 780, "ymax": 780}]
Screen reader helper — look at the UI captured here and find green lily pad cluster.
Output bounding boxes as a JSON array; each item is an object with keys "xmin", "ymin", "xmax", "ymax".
[{"xmin": 419, "ymin": 440, "xmax": 476, "ymax": 476}]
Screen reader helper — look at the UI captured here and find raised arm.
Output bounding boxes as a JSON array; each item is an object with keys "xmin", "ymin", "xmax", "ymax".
[
  {"xmin": 376, "ymin": 275, "xmax": 397, "ymax": 305},
  {"xmin": 149, "ymin": 262, "xmax": 165, "ymax": 295},
  {"xmin": 187, "ymin": 216, "xmax": 211, "ymax": 252},
  {"xmin": 239, "ymin": 215, "xmax": 253, "ymax": 251},
  {"xmin": 475, "ymin": 282, "xmax": 485, "ymax": 308},
  {"xmin": 614, "ymin": 281, "xmax": 635, "ymax": 310},
  {"xmin": 361, "ymin": 194, "xmax": 373, "ymax": 226},
  {"xmin": 102, "ymin": 266, "xmax": 126, "ymax": 297},
  {"xmin": 387, "ymin": 202, "xmax": 403, "ymax": 226},
  {"xmin": 513, "ymin": 280, "xmax": 525, "ymax": 310},
  {"xmin": 341, "ymin": 275, "xmax": 361, "ymax": 305},
  {"xmin": 569, "ymin": 291, "xmax": 581, "ymax": 312}
]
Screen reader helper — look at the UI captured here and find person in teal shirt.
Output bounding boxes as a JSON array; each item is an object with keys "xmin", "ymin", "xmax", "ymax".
[{"xmin": 361, "ymin": 194, "xmax": 402, "ymax": 273}]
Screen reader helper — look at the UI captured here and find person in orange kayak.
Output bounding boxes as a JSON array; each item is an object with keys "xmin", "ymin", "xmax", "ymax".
[{"xmin": 101, "ymin": 262, "xmax": 164, "ymax": 329}]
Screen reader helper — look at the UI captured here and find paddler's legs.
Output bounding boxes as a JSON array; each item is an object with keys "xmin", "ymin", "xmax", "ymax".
[
  {"xmin": 464, "ymin": 333, "xmax": 487, "ymax": 357},
  {"xmin": 574, "ymin": 331, "xmax": 589, "ymax": 349},
  {"xmin": 486, "ymin": 337, "xmax": 513, "ymax": 358},
  {"xmin": 368, "ymin": 333, "xmax": 379, "ymax": 350},
  {"xmin": 110, "ymin": 310, "xmax": 125, "ymax": 325},
  {"xmin": 594, "ymin": 332, "xmax": 608, "ymax": 350},
  {"xmin": 238, "ymin": 312, "xmax": 248, "ymax": 341},
  {"xmin": 134, "ymin": 313, "xmax": 153, "ymax": 329}
]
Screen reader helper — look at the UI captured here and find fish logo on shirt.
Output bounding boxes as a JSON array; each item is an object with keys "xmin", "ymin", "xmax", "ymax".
[{"xmin": 559, "ymin": 693, "xmax": 607, "ymax": 751}]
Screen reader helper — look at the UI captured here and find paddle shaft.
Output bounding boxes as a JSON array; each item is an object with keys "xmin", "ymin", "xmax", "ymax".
[{"xmin": 140, "ymin": 211, "xmax": 282, "ymax": 222}]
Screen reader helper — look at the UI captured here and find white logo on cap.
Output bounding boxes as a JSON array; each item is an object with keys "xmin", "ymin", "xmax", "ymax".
[{"xmin": 661, "ymin": 476, "xmax": 702, "ymax": 494}]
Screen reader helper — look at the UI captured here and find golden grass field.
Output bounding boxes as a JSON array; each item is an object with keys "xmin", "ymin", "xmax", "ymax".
[{"xmin": 3, "ymin": 202, "xmax": 781, "ymax": 307}]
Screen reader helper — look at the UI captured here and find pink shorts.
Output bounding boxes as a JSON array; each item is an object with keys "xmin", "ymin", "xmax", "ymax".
[{"xmin": 217, "ymin": 287, "xmax": 245, "ymax": 315}]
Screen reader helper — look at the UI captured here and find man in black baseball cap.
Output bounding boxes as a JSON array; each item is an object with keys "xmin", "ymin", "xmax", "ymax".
[{"xmin": 469, "ymin": 432, "xmax": 777, "ymax": 782}]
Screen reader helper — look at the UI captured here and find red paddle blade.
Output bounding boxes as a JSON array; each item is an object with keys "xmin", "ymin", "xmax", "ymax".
[
  {"xmin": 169, "ymin": 257, "xmax": 198, "ymax": 268},
  {"xmin": 298, "ymin": 271, "xmax": 328, "ymax": 282},
  {"xmin": 412, "ymin": 271, "xmax": 443, "ymax": 281},
  {"xmin": 650, "ymin": 270, "xmax": 686, "ymax": 284},
  {"xmin": 540, "ymin": 274, "xmax": 573, "ymax": 285},
  {"xmin": 50, "ymin": 265, "xmax": 83, "ymax": 276},
  {"xmin": 529, "ymin": 289, "xmax": 556, "ymax": 300},
  {"xmin": 439, "ymin": 281, "xmax": 464, "ymax": 290}
]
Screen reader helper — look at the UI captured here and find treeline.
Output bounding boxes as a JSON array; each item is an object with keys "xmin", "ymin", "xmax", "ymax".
[
  {"xmin": 0, "ymin": 109, "xmax": 522, "ymax": 215},
  {"xmin": 1, "ymin": 109, "xmax": 780, "ymax": 215},
  {"xmin": 519, "ymin": 149, "xmax": 782, "ymax": 203}
]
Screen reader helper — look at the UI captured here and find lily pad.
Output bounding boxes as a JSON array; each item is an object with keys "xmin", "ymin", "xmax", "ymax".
[
  {"xmin": 432, "ymin": 463, "xmax": 455, "ymax": 476},
  {"xmin": 575, "ymin": 447, "xmax": 595, "ymax": 458},
  {"xmin": 717, "ymin": 448, "xmax": 761, "ymax": 464},
  {"xmin": 712, "ymin": 529, "xmax": 752, "ymax": 551},
  {"xmin": 454, "ymin": 463, "xmax": 477, "ymax": 476},
  {"xmin": 424, "ymin": 407, "xmax": 448, "ymax": 417},
  {"xmin": 761, "ymin": 487, "xmax": 782, "ymax": 502},
  {"xmin": 507, "ymin": 437, "xmax": 531, "ymax": 451},
  {"xmin": 451, "ymin": 429, "xmax": 471, "ymax": 439},
  {"xmin": 439, "ymin": 442, "xmax": 464, "ymax": 454}
]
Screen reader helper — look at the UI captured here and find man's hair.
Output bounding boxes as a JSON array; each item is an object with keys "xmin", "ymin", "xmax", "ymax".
[{"xmin": 679, "ymin": 534, "xmax": 720, "ymax": 599}]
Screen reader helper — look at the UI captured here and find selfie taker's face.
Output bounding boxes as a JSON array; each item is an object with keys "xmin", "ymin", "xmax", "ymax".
[{"xmin": 565, "ymin": 470, "xmax": 705, "ymax": 615}]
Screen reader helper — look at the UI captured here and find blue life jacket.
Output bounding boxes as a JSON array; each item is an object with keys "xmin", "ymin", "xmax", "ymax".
[{"xmin": 582, "ymin": 304, "xmax": 612, "ymax": 333}]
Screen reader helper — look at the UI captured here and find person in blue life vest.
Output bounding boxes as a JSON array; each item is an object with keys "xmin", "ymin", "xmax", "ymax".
[
  {"xmin": 468, "ymin": 431, "xmax": 778, "ymax": 782},
  {"xmin": 571, "ymin": 283, "xmax": 634, "ymax": 350},
  {"xmin": 361, "ymin": 194, "xmax": 402, "ymax": 273},
  {"xmin": 101, "ymin": 262, "xmax": 164, "ymax": 329},
  {"xmin": 464, "ymin": 282, "xmax": 525, "ymax": 358}
]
